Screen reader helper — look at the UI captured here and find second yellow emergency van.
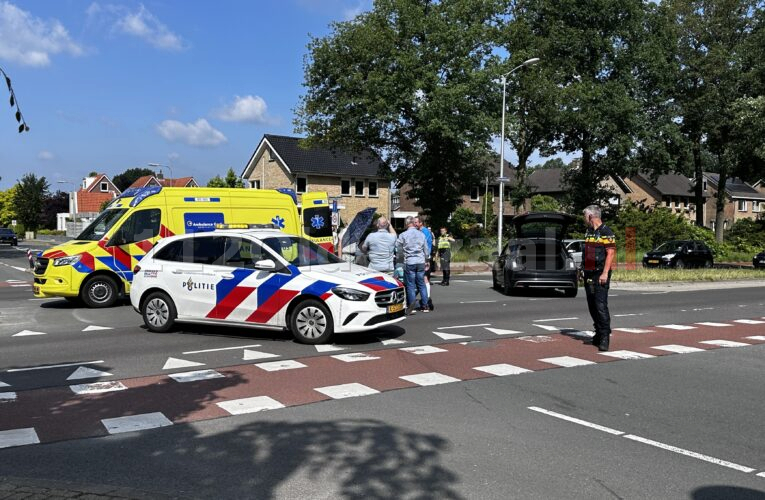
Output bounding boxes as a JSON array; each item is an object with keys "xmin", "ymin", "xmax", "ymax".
[{"xmin": 33, "ymin": 186, "xmax": 333, "ymax": 307}]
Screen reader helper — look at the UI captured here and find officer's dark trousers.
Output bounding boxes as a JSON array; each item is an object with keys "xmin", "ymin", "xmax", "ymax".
[
  {"xmin": 439, "ymin": 249, "xmax": 451, "ymax": 284},
  {"xmin": 584, "ymin": 271, "xmax": 611, "ymax": 339}
]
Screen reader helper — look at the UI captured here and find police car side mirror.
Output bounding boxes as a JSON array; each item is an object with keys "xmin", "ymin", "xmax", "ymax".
[{"xmin": 253, "ymin": 259, "xmax": 277, "ymax": 271}]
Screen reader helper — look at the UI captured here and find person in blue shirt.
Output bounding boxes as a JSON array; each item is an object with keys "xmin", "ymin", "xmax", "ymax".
[
  {"xmin": 414, "ymin": 216, "xmax": 434, "ymax": 311},
  {"xmin": 396, "ymin": 216, "xmax": 430, "ymax": 314}
]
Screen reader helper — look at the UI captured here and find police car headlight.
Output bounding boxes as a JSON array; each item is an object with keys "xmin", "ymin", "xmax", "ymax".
[
  {"xmin": 331, "ymin": 287, "xmax": 370, "ymax": 301},
  {"xmin": 662, "ymin": 253, "xmax": 676, "ymax": 260},
  {"xmin": 53, "ymin": 255, "xmax": 82, "ymax": 267}
]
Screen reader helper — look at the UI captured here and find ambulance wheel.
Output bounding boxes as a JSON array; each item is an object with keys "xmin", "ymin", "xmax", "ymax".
[
  {"xmin": 290, "ymin": 299, "xmax": 334, "ymax": 344},
  {"xmin": 82, "ymin": 275, "xmax": 119, "ymax": 308},
  {"xmin": 142, "ymin": 291, "xmax": 176, "ymax": 333}
]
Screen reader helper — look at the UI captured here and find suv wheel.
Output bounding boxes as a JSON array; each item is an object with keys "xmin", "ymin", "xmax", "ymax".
[
  {"xmin": 675, "ymin": 259, "xmax": 685, "ymax": 269},
  {"xmin": 290, "ymin": 299, "xmax": 334, "ymax": 344},
  {"xmin": 142, "ymin": 291, "xmax": 176, "ymax": 333},
  {"xmin": 704, "ymin": 259, "xmax": 713, "ymax": 269},
  {"xmin": 82, "ymin": 275, "xmax": 119, "ymax": 308},
  {"xmin": 564, "ymin": 287, "xmax": 578, "ymax": 298},
  {"xmin": 502, "ymin": 272, "xmax": 513, "ymax": 296}
]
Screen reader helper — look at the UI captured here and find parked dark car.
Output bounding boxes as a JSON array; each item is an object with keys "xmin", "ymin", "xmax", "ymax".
[
  {"xmin": 642, "ymin": 240, "xmax": 713, "ymax": 269},
  {"xmin": 492, "ymin": 212, "xmax": 578, "ymax": 297},
  {"xmin": 0, "ymin": 228, "xmax": 18, "ymax": 246},
  {"xmin": 754, "ymin": 250, "xmax": 765, "ymax": 269}
]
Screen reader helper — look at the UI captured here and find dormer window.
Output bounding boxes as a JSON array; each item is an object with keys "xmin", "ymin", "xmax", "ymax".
[{"xmin": 100, "ymin": 182, "xmax": 108, "ymax": 192}]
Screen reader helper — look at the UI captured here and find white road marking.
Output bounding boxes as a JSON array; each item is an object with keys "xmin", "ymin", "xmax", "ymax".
[
  {"xmin": 433, "ymin": 331, "xmax": 471, "ymax": 340},
  {"xmin": 681, "ymin": 307, "xmax": 715, "ymax": 312},
  {"xmin": 82, "ymin": 325, "xmax": 113, "ymax": 332},
  {"xmin": 656, "ymin": 324, "xmax": 696, "ymax": 330},
  {"xmin": 623, "ymin": 434, "xmax": 756, "ymax": 473},
  {"xmin": 651, "ymin": 345, "xmax": 705, "ymax": 354},
  {"xmin": 168, "ymin": 370, "xmax": 225, "ymax": 383},
  {"xmin": 67, "ymin": 366, "xmax": 113, "ymax": 380},
  {"xmin": 0, "ymin": 428, "xmax": 40, "ymax": 449},
  {"xmin": 183, "ymin": 344, "xmax": 262, "ymax": 354},
  {"xmin": 331, "ymin": 352, "xmax": 381, "ymax": 362},
  {"xmin": 599, "ymin": 350, "xmax": 655, "ymax": 360},
  {"xmin": 315, "ymin": 383, "xmax": 379, "ymax": 399},
  {"xmin": 8, "ymin": 360, "xmax": 105, "ymax": 373},
  {"xmin": 745, "ymin": 336, "xmax": 765, "ymax": 341},
  {"xmin": 485, "ymin": 327, "xmax": 524, "ymax": 335},
  {"xmin": 102, "ymin": 413, "xmax": 173, "ymax": 434},
  {"xmin": 533, "ymin": 317, "xmax": 578, "ymax": 322},
  {"xmin": 473, "ymin": 364, "xmax": 531, "ymax": 376},
  {"xmin": 315, "ymin": 344, "xmax": 345, "ymax": 352},
  {"xmin": 533, "ymin": 324, "xmax": 561, "ymax": 331},
  {"xmin": 399, "ymin": 345, "xmax": 447, "ymax": 355},
  {"xmin": 540, "ymin": 356, "xmax": 596, "ymax": 368},
  {"xmin": 69, "ymin": 381, "xmax": 127, "ymax": 394},
  {"xmin": 0, "ymin": 392, "xmax": 17, "ymax": 401},
  {"xmin": 614, "ymin": 328, "xmax": 654, "ymax": 334},
  {"xmin": 217, "ymin": 396, "xmax": 285, "ymax": 415},
  {"xmin": 10, "ymin": 266, "xmax": 27, "ymax": 272},
  {"xmin": 642, "ymin": 292, "xmax": 669, "ymax": 295},
  {"xmin": 400, "ymin": 372, "xmax": 461, "ymax": 386},
  {"xmin": 0, "ymin": 381, "xmax": 8, "ymax": 388},
  {"xmin": 10, "ymin": 284, "xmax": 29, "ymax": 287},
  {"xmin": 529, "ymin": 407, "xmax": 757, "ymax": 474},
  {"xmin": 162, "ymin": 357, "xmax": 205, "ymax": 370},
  {"xmin": 560, "ymin": 329, "xmax": 593, "ymax": 338},
  {"xmin": 255, "ymin": 360, "xmax": 307, "ymax": 371},
  {"xmin": 699, "ymin": 340, "xmax": 750, "ymax": 348},
  {"xmin": 459, "ymin": 300, "xmax": 497, "ymax": 304},
  {"xmin": 437, "ymin": 324, "xmax": 491, "ymax": 330},
  {"xmin": 614, "ymin": 313, "xmax": 646, "ymax": 317},
  {"xmin": 734, "ymin": 319, "xmax": 765, "ymax": 325},
  {"xmin": 758, "ymin": 472, "xmax": 765, "ymax": 478},
  {"xmin": 516, "ymin": 335, "xmax": 556, "ymax": 343},
  {"xmin": 528, "ymin": 407, "xmax": 624, "ymax": 435},
  {"xmin": 696, "ymin": 322, "xmax": 732, "ymax": 327},
  {"xmin": 242, "ymin": 349, "xmax": 280, "ymax": 360},
  {"xmin": 380, "ymin": 338, "xmax": 407, "ymax": 345},
  {"xmin": 12, "ymin": 330, "xmax": 46, "ymax": 337}
]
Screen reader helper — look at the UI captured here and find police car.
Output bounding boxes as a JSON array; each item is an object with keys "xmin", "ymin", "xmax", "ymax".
[{"xmin": 129, "ymin": 226, "xmax": 406, "ymax": 344}]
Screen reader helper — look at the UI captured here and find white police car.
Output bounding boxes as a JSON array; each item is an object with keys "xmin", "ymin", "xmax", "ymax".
[{"xmin": 129, "ymin": 227, "xmax": 405, "ymax": 344}]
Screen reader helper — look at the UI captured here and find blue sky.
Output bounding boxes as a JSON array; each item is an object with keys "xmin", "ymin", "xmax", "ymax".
[{"xmin": 0, "ymin": 0, "xmax": 375, "ymax": 190}]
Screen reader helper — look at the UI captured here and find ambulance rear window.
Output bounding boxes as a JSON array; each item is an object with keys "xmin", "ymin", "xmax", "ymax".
[{"xmin": 303, "ymin": 207, "xmax": 332, "ymax": 238}]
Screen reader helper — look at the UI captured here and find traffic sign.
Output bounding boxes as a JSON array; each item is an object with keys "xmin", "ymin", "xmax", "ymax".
[
  {"xmin": 497, "ymin": 177, "xmax": 510, "ymax": 183},
  {"xmin": 331, "ymin": 212, "xmax": 339, "ymax": 226}
]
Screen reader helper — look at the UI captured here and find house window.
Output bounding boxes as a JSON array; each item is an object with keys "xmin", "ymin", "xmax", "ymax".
[
  {"xmin": 100, "ymin": 182, "xmax": 108, "ymax": 192},
  {"xmin": 249, "ymin": 180, "xmax": 260, "ymax": 189},
  {"xmin": 754, "ymin": 202, "xmax": 763, "ymax": 213},
  {"xmin": 355, "ymin": 180, "xmax": 364, "ymax": 197},
  {"xmin": 703, "ymin": 180, "xmax": 707, "ymax": 191},
  {"xmin": 341, "ymin": 179, "xmax": 351, "ymax": 196},
  {"xmin": 737, "ymin": 200, "xmax": 747, "ymax": 212},
  {"xmin": 470, "ymin": 186, "xmax": 480, "ymax": 202},
  {"xmin": 368, "ymin": 181, "xmax": 378, "ymax": 197},
  {"xmin": 296, "ymin": 177, "xmax": 307, "ymax": 194}
]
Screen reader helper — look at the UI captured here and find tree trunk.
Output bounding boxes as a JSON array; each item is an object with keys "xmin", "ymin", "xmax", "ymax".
[
  {"xmin": 692, "ymin": 141, "xmax": 704, "ymax": 227},
  {"xmin": 714, "ymin": 164, "xmax": 728, "ymax": 243}
]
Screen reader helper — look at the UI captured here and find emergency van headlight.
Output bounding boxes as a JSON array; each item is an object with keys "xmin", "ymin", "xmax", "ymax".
[
  {"xmin": 53, "ymin": 255, "xmax": 81, "ymax": 267},
  {"xmin": 331, "ymin": 286, "xmax": 370, "ymax": 301}
]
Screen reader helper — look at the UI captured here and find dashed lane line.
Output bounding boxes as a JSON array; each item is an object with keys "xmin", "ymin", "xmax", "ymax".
[
  {"xmin": 7, "ymin": 360, "xmax": 105, "ymax": 372},
  {"xmin": 437, "ymin": 324, "xmax": 491, "ymax": 330}
]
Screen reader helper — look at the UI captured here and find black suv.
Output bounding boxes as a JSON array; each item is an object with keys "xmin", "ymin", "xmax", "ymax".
[
  {"xmin": 492, "ymin": 212, "xmax": 579, "ymax": 297},
  {"xmin": 643, "ymin": 240, "xmax": 713, "ymax": 269},
  {"xmin": 754, "ymin": 250, "xmax": 765, "ymax": 269},
  {"xmin": 0, "ymin": 228, "xmax": 18, "ymax": 246}
]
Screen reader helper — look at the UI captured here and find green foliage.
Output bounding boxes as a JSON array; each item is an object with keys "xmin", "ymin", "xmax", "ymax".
[
  {"xmin": 0, "ymin": 186, "xmax": 17, "ymax": 226},
  {"xmin": 13, "ymin": 173, "xmax": 49, "ymax": 232},
  {"xmin": 207, "ymin": 168, "xmax": 245, "ymax": 188},
  {"xmin": 112, "ymin": 168, "xmax": 155, "ymax": 192},
  {"xmin": 41, "ymin": 191, "xmax": 69, "ymax": 230},
  {"xmin": 37, "ymin": 229, "xmax": 65, "ymax": 236},
  {"xmin": 529, "ymin": 194, "xmax": 560, "ymax": 212},
  {"xmin": 449, "ymin": 207, "xmax": 481, "ymax": 239}
]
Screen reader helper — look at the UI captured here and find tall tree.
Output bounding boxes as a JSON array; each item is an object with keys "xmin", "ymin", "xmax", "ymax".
[
  {"xmin": 41, "ymin": 191, "xmax": 69, "ymax": 230},
  {"xmin": 296, "ymin": 0, "xmax": 502, "ymax": 228},
  {"xmin": 14, "ymin": 173, "xmax": 49, "ymax": 232},
  {"xmin": 0, "ymin": 186, "xmax": 18, "ymax": 227},
  {"xmin": 207, "ymin": 168, "xmax": 244, "ymax": 188},
  {"xmin": 112, "ymin": 167, "xmax": 155, "ymax": 192}
]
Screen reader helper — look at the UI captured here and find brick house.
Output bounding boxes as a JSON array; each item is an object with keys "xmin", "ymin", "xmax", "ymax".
[
  {"xmin": 623, "ymin": 172, "xmax": 708, "ymax": 224},
  {"xmin": 127, "ymin": 175, "xmax": 198, "ymax": 189},
  {"xmin": 241, "ymin": 134, "xmax": 390, "ymax": 226},
  {"xmin": 703, "ymin": 173, "xmax": 765, "ymax": 229},
  {"xmin": 74, "ymin": 173, "xmax": 121, "ymax": 215}
]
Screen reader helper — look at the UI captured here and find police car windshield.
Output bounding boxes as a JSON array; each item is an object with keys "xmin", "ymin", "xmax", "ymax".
[
  {"xmin": 76, "ymin": 209, "xmax": 128, "ymax": 241},
  {"xmin": 261, "ymin": 236, "xmax": 341, "ymax": 267}
]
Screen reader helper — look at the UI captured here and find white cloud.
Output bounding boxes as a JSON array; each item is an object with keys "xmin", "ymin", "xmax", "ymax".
[
  {"xmin": 0, "ymin": 1, "xmax": 82, "ymax": 67},
  {"xmin": 342, "ymin": 1, "xmax": 371, "ymax": 21},
  {"xmin": 115, "ymin": 4, "xmax": 186, "ymax": 51},
  {"xmin": 214, "ymin": 95, "xmax": 270, "ymax": 123},
  {"xmin": 168, "ymin": 152, "xmax": 180, "ymax": 162},
  {"xmin": 156, "ymin": 119, "xmax": 227, "ymax": 148},
  {"xmin": 38, "ymin": 150, "xmax": 55, "ymax": 161}
]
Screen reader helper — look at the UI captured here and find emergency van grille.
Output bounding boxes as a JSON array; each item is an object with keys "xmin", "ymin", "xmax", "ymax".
[
  {"xmin": 34, "ymin": 257, "xmax": 49, "ymax": 275},
  {"xmin": 374, "ymin": 288, "xmax": 405, "ymax": 307}
]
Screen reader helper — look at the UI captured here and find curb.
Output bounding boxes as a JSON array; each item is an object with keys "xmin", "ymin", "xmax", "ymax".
[{"xmin": 0, "ymin": 476, "xmax": 187, "ymax": 500}]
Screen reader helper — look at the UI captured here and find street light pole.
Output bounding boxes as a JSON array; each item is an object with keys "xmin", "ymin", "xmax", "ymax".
[
  {"xmin": 148, "ymin": 162, "xmax": 173, "ymax": 183},
  {"xmin": 497, "ymin": 57, "xmax": 540, "ymax": 256}
]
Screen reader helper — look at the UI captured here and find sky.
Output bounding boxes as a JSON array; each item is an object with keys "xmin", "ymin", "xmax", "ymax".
[{"xmin": 0, "ymin": 0, "xmax": 376, "ymax": 190}]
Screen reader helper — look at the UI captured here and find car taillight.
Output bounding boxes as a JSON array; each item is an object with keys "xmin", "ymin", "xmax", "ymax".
[{"xmin": 133, "ymin": 265, "xmax": 141, "ymax": 274}]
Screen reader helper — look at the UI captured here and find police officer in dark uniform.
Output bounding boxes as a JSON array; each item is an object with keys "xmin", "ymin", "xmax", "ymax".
[{"xmin": 582, "ymin": 205, "xmax": 616, "ymax": 351}]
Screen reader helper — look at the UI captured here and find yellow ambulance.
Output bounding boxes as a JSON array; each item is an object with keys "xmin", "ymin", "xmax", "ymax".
[{"xmin": 33, "ymin": 187, "xmax": 333, "ymax": 307}]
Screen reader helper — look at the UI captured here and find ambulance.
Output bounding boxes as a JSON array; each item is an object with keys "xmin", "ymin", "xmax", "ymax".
[{"xmin": 33, "ymin": 186, "xmax": 333, "ymax": 307}]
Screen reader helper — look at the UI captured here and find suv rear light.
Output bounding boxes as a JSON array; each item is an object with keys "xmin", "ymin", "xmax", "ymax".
[{"xmin": 133, "ymin": 265, "xmax": 141, "ymax": 274}]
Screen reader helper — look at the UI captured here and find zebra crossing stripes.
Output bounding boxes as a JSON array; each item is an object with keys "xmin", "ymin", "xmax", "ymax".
[
  {"xmin": 699, "ymin": 340, "xmax": 750, "ymax": 348},
  {"xmin": 651, "ymin": 345, "xmax": 706, "ymax": 354}
]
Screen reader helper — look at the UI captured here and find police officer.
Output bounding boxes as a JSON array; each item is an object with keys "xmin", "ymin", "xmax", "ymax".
[
  {"xmin": 437, "ymin": 227, "xmax": 454, "ymax": 286},
  {"xmin": 582, "ymin": 205, "xmax": 616, "ymax": 351}
]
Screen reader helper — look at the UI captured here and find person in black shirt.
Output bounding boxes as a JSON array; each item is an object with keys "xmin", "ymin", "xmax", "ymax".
[{"xmin": 582, "ymin": 205, "xmax": 616, "ymax": 351}]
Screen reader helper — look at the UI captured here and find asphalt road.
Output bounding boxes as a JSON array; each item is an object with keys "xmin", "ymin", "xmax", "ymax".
[{"xmin": 1, "ymin": 243, "xmax": 764, "ymax": 499}]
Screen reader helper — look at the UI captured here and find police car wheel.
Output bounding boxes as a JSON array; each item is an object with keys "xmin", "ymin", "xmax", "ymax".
[
  {"xmin": 82, "ymin": 275, "xmax": 118, "ymax": 308},
  {"xmin": 290, "ymin": 299, "xmax": 334, "ymax": 344},
  {"xmin": 142, "ymin": 292, "xmax": 176, "ymax": 333}
]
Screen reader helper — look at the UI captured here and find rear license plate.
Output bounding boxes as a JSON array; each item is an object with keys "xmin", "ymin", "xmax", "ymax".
[
  {"xmin": 388, "ymin": 303, "xmax": 403, "ymax": 313},
  {"xmin": 648, "ymin": 259, "xmax": 659, "ymax": 264}
]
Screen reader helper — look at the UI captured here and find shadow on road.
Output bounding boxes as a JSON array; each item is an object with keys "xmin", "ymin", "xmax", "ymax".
[{"xmin": 692, "ymin": 486, "xmax": 765, "ymax": 500}]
